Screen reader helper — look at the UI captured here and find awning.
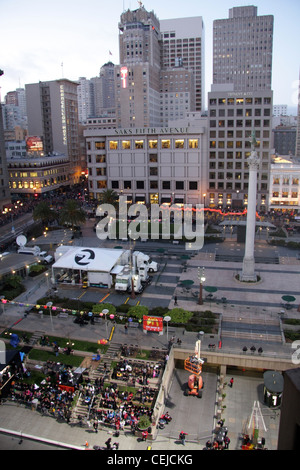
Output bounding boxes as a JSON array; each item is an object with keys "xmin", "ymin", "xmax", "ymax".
[{"xmin": 53, "ymin": 246, "xmax": 127, "ymax": 272}]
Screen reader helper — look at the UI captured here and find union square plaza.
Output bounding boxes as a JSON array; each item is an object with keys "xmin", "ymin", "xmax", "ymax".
[{"xmin": 95, "ymin": 196, "xmax": 204, "ymax": 250}]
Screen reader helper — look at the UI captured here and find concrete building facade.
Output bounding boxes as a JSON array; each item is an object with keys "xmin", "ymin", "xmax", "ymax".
[
  {"xmin": 207, "ymin": 86, "xmax": 273, "ymax": 211},
  {"xmin": 84, "ymin": 120, "xmax": 208, "ymax": 205},
  {"xmin": 213, "ymin": 6, "xmax": 273, "ymax": 92},
  {"xmin": 25, "ymin": 79, "xmax": 81, "ymax": 184},
  {"xmin": 160, "ymin": 16, "xmax": 205, "ymax": 113}
]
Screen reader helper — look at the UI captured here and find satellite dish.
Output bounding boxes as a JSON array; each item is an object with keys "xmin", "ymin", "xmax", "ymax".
[{"xmin": 16, "ymin": 235, "xmax": 27, "ymax": 247}]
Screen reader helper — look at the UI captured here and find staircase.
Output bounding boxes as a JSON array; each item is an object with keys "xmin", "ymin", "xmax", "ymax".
[
  {"xmin": 71, "ymin": 342, "xmax": 122, "ymax": 421},
  {"xmin": 28, "ymin": 331, "xmax": 46, "ymax": 346}
]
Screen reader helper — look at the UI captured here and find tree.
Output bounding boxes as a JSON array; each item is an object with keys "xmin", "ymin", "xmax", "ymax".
[
  {"xmin": 168, "ymin": 307, "xmax": 193, "ymax": 324},
  {"xmin": 33, "ymin": 202, "xmax": 58, "ymax": 227},
  {"xmin": 127, "ymin": 305, "xmax": 148, "ymax": 320},
  {"xmin": 59, "ymin": 200, "xmax": 86, "ymax": 230},
  {"xmin": 100, "ymin": 189, "xmax": 119, "ymax": 208}
]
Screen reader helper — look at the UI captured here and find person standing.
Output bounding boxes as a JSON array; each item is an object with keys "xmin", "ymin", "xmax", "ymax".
[
  {"xmin": 93, "ymin": 420, "xmax": 98, "ymax": 433},
  {"xmin": 179, "ymin": 431, "xmax": 187, "ymax": 445},
  {"xmin": 229, "ymin": 377, "xmax": 234, "ymax": 388}
]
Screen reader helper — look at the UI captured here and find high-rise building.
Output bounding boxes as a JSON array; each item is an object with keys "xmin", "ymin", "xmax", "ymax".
[
  {"xmin": 26, "ymin": 79, "xmax": 82, "ymax": 183},
  {"xmin": 207, "ymin": 6, "xmax": 274, "ymax": 212},
  {"xmin": 207, "ymin": 85, "xmax": 273, "ymax": 211},
  {"xmin": 160, "ymin": 16, "xmax": 205, "ymax": 113},
  {"xmin": 296, "ymin": 72, "xmax": 300, "ymax": 159},
  {"xmin": 213, "ymin": 6, "xmax": 273, "ymax": 91},
  {"xmin": 0, "ymin": 100, "xmax": 11, "ymax": 210},
  {"xmin": 115, "ymin": 5, "xmax": 204, "ymax": 128},
  {"xmin": 116, "ymin": 6, "xmax": 161, "ymax": 128}
]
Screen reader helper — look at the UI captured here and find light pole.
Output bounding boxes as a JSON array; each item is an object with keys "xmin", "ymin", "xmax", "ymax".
[
  {"xmin": 164, "ymin": 315, "xmax": 171, "ymax": 344},
  {"xmin": 102, "ymin": 308, "xmax": 109, "ymax": 339},
  {"xmin": 198, "ymin": 267, "xmax": 206, "ymax": 305},
  {"xmin": 46, "ymin": 301, "xmax": 54, "ymax": 331}
]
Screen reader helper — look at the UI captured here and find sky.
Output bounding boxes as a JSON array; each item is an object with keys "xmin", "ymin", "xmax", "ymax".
[{"xmin": 0, "ymin": 0, "xmax": 299, "ymax": 111}]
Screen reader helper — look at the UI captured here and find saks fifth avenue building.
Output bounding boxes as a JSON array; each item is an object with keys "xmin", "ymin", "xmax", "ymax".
[{"xmin": 84, "ymin": 119, "xmax": 208, "ymax": 206}]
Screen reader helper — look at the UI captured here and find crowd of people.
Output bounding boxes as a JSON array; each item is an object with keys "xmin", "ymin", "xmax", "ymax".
[
  {"xmin": 10, "ymin": 375, "xmax": 76, "ymax": 422},
  {"xmin": 111, "ymin": 358, "xmax": 162, "ymax": 386}
]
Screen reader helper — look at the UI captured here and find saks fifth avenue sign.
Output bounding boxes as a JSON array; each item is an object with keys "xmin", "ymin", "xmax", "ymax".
[{"xmin": 114, "ymin": 127, "xmax": 189, "ymax": 136}]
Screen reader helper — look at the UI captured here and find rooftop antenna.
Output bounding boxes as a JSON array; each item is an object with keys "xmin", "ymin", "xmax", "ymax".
[{"xmin": 61, "ymin": 62, "xmax": 64, "ymax": 78}]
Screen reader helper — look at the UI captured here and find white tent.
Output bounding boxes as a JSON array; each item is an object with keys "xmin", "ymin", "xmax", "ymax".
[{"xmin": 52, "ymin": 246, "xmax": 129, "ymax": 287}]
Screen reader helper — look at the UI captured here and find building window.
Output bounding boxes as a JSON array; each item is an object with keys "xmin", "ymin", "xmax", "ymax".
[
  {"xmin": 135, "ymin": 140, "xmax": 144, "ymax": 149},
  {"xmin": 176, "ymin": 181, "xmax": 184, "ymax": 190},
  {"xmin": 150, "ymin": 167, "xmax": 158, "ymax": 176},
  {"xmin": 96, "ymin": 155, "xmax": 106, "ymax": 163},
  {"xmin": 109, "ymin": 140, "xmax": 118, "ymax": 150},
  {"xmin": 175, "ymin": 139, "xmax": 184, "ymax": 148},
  {"xmin": 97, "ymin": 181, "xmax": 107, "ymax": 189},
  {"xmin": 162, "ymin": 181, "xmax": 171, "ymax": 189},
  {"xmin": 161, "ymin": 139, "xmax": 171, "ymax": 149},
  {"xmin": 122, "ymin": 140, "xmax": 131, "ymax": 149},
  {"xmin": 149, "ymin": 140, "xmax": 158, "ymax": 149},
  {"xmin": 124, "ymin": 181, "xmax": 131, "ymax": 189},
  {"xmin": 150, "ymin": 181, "xmax": 158, "ymax": 189},
  {"xmin": 111, "ymin": 181, "xmax": 119, "ymax": 189},
  {"xmin": 95, "ymin": 141, "xmax": 105, "ymax": 150},
  {"xmin": 189, "ymin": 139, "xmax": 198, "ymax": 149},
  {"xmin": 189, "ymin": 181, "xmax": 198, "ymax": 190},
  {"xmin": 136, "ymin": 181, "xmax": 145, "ymax": 189}
]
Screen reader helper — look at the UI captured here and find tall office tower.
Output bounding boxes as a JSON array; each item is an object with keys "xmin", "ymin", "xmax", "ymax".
[
  {"xmin": 207, "ymin": 86, "xmax": 273, "ymax": 211},
  {"xmin": 77, "ymin": 77, "xmax": 93, "ymax": 124},
  {"xmin": 0, "ymin": 101, "xmax": 12, "ymax": 210},
  {"xmin": 213, "ymin": 6, "xmax": 273, "ymax": 91},
  {"xmin": 296, "ymin": 72, "xmax": 300, "ymax": 159},
  {"xmin": 26, "ymin": 79, "xmax": 81, "ymax": 184},
  {"xmin": 91, "ymin": 62, "xmax": 116, "ymax": 117},
  {"xmin": 160, "ymin": 16, "xmax": 205, "ymax": 113},
  {"xmin": 116, "ymin": 5, "xmax": 162, "ymax": 128}
]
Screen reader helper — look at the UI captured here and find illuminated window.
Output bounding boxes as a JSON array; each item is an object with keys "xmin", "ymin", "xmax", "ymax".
[
  {"xmin": 122, "ymin": 140, "xmax": 131, "ymax": 149},
  {"xmin": 95, "ymin": 141, "xmax": 105, "ymax": 150},
  {"xmin": 149, "ymin": 140, "xmax": 158, "ymax": 149},
  {"xmin": 109, "ymin": 141, "xmax": 118, "ymax": 150},
  {"xmin": 135, "ymin": 140, "xmax": 144, "ymax": 149},
  {"xmin": 97, "ymin": 180, "xmax": 107, "ymax": 189},
  {"xmin": 189, "ymin": 139, "xmax": 198, "ymax": 149},
  {"xmin": 161, "ymin": 139, "xmax": 170, "ymax": 149},
  {"xmin": 175, "ymin": 139, "xmax": 184, "ymax": 149}
]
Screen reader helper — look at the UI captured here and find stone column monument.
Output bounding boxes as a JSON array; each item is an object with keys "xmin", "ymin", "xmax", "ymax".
[{"xmin": 240, "ymin": 131, "xmax": 260, "ymax": 282}]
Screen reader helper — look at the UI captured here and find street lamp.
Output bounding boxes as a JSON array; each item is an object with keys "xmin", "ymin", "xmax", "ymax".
[
  {"xmin": 197, "ymin": 267, "xmax": 206, "ymax": 305},
  {"xmin": 46, "ymin": 301, "xmax": 54, "ymax": 331},
  {"xmin": 102, "ymin": 308, "xmax": 109, "ymax": 339},
  {"xmin": 163, "ymin": 315, "xmax": 171, "ymax": 344}
]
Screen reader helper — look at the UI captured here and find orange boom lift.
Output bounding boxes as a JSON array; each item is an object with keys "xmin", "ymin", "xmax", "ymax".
[{"xmin": 184, "ymin": 340, "xmax": 204, "ymax": 398}]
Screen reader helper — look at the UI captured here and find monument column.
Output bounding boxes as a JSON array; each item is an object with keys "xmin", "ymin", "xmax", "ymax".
[{"xmin": 240, "ymin": 131, "xmax": 260, "ymax": 282}]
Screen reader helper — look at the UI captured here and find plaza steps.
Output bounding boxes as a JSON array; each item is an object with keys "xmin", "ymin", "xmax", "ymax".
[
  {"xmin": 28, "ymin": 331, "xmax": 46, "ymax": 346},
  {"xmin": 215, "ymin": 253, "xmax": 280, "ymax": 264},
  {"xmin": 221, "ymin": 329, "xmax": 283, "ymax": 343},
  {"xmin": 71, "ymin": 342, "xmax": 122, "ymax": 421},
  {"xmin": 220, "ymin": 315, "xmax": 283, "ymax": 343}
]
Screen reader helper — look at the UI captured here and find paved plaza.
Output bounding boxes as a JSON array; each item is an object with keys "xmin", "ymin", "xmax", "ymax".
[{"xmin": 0, "ymin": 217, "xmax": 299, "ymax": 451}]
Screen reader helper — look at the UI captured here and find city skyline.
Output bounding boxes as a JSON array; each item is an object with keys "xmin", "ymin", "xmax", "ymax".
[{"xmin": 0, "ymin": 0, "xmax": 299, "ymax": 111}]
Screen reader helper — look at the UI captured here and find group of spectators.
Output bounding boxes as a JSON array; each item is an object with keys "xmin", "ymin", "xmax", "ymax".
[
  {"xmin": 111, "ymin": 358, "xmax": 162, "ymax": 386},
  {"xmin": 10, "ymin": 376, "xmax": 76, "ymax": 422}
]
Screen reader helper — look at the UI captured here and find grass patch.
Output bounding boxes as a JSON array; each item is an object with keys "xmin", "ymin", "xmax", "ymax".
[{"xmin": 28, "ymin": 348, "xmax": 84, "ymax": 367}]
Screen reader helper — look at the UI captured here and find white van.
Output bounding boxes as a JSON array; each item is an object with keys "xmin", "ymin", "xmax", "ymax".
[
  {"xmin": 18, "ymin": 246, "xmax": 41, "ymax": 256},
  {"xmin": 39, "ymin": 251, "xmax": 54, "ymax": 264}
]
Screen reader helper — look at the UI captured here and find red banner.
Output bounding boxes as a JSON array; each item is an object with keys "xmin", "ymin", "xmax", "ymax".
[{"xmin": 143, "ymin": 315, "xmax": 163, "ymax": 332}]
